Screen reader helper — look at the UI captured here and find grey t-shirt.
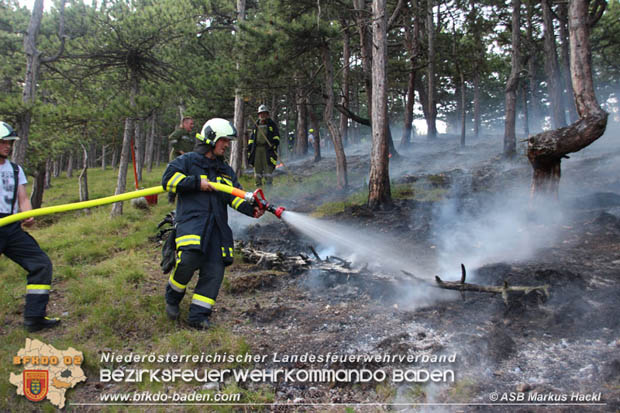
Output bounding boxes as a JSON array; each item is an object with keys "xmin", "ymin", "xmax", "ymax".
[{"xmin": 0, "ymin": 161, "xmax": 27, "ymax": 214}]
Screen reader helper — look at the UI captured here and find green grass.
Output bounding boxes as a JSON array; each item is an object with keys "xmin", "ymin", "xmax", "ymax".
[
  {"xmin": 0, "ymin": 163, "xmax": 273, "ymax": 411},
  {"xmin": 313, "ymin": 179, "xmax": 448, "ymax": 217}
]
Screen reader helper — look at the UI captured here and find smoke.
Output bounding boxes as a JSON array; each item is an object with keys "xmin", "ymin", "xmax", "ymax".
[{"xmin": 431, "ymin": 178, "xmax": 564, "ymax": 278}]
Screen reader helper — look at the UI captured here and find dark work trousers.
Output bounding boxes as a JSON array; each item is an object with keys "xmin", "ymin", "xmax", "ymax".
[
  {"xmin": 165, "ymin": 232, "xmax": 225, "ymax": 323},
  {"xmin": 0, "ymin": 220, "xmax": 53, "ymax": 318},
  {"xmin": 168, "ymin": 191, "xmax": 176, "ymax": 204}
]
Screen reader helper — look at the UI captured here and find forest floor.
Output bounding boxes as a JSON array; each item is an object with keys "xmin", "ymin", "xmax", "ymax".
[{"xmin": 213, "ymin": 133, "xmax": 620, "ymax": 412}]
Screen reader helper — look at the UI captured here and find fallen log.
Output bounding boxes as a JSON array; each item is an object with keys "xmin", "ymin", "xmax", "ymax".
[{"xmin": 434, "ymin": 264, "xmax": 550, "ymax": 306}]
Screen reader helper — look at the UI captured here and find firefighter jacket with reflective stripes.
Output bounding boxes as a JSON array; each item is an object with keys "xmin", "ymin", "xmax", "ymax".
[
  {"xmin": 248, "ymin": 118, "xmax": 280, "ymax": 167},
  {"xmin": 162, "ymin": 152, "xmax": 254, "ymax": 265}
]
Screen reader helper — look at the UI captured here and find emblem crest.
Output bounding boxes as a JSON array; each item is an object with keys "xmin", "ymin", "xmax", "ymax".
[{"xmin": 23, "ymin": 370, "xmax": 48, "ymax": 402}]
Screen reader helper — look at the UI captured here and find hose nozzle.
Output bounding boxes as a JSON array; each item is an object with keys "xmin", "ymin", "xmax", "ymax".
[
  {"xmin": 268, "ymin": 205, "xmax": 286, "ymax": 219},
  {"xmin": 251, "ymin": 188, "xmax": 285, "ymax": 219}
]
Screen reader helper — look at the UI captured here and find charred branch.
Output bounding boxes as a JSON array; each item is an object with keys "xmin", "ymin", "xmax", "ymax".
[{"xmin": 404, "ymin": 264, "xmax": 551, "ymax": 306}]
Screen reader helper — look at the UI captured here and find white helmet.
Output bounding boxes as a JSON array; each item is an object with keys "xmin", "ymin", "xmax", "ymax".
[
  {"xmin": 197, "ymin": 118, "xmax": 237, "ymax": 145},
  {"xmin": 257, "ymin": 104, "xmax": 269, "ymax": 114},
  {"xmin": 0, "ymin": 121, "xmax": 20, "ymax": 141}
]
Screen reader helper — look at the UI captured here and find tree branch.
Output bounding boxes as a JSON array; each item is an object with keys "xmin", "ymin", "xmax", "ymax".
[
  {"xmin": 335, "ymin": 103, "xmax": 371, "ymax": 126},
  {"xmin": 42, "ymin": 0, "xmax": 67, "ymax": 63}
]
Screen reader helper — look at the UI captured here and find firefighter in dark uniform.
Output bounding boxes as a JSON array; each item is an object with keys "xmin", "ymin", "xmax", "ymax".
[
  {"xmin": 0, "ymin": 122, "xmax": 60, "ymax": 332},
  {"xmin": 162, "ymin": 118, "xmax": 264, "ymax": 330},
  {"xmin": 248, "ymin": 105, "xmax": 280, "ymax": 186}
]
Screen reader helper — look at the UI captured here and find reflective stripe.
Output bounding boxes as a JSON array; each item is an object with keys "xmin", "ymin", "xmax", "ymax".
[
  {"xmin": 221, "ymin": 246, "xmax": 226, "ymax": 257},
  {"xmin": 175, "ymin": 234, "xmax": 201, "ymax": 247},
  {"xmin": 229, "ymin": 247, "xmax": 234, "ymax": 257},
  {"xmin": 191, "ymin": 294, "xmax": 215, "ymax": 309},
  {"xmin": 216, "ymin": 176, "xmax": 233, "ymax": 186},
  {"xmin": 270, "ymin": 157, "xmax": 277, "ymax": 166},
  {"xmin": 231, "ymin": 197, "xmax": 244, "ymax": 210},
  {"xmin": 26, "ymin": 284, "xmax": 50, "ymax": 295},
  {"xmin": 273, "ymin": 135, "xmax": 280, "ymax": 141},
  {"xmin": 173, "ymin": 250, "xmax": 182, "ymax": 273},
  {"xmin": 248, "ymin": 139, "xmax": 254, "ymax": 144},
  {"xmin": 168, "ymin": 274, "xmax": 186, "ymax": 292},
  {"xmin": 269, "ymin": 127, "xmax": 273, "ymax": 131},
  {"xmin": 166, "ymin": 172, "xmax": 186, "ymax": 192}
]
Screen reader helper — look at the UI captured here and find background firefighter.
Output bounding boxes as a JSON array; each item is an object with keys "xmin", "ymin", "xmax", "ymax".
[
  {"xmin": 162, "ymin": 118, "xmax": 264, "ymax": 330},
  {"xmin": 167, "ymin": 116, "xmax": 195, "ymax": 204},
  {"xmin": 248, "ymin": 105, "xmax": 280, "ymax": 186}
]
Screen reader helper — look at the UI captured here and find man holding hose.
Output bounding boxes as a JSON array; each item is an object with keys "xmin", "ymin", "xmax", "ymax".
[{"xmin": 162, "ymin": 118, "xmax": 264, "ymax": 330}]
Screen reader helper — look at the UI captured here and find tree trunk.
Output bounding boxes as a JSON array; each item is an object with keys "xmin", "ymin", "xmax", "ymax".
[
  {"xmin": 322, "ymin": 44, "xmax": 348, "ymax": 189},
  {"xmin": 231, "ymin": 90, "xmax": 245, "ymax": 175},
  {"xmin": 426, "ymin": 0, "xmax": 437, "ymax": 139},
  {"xmin": 87, "ymin": 141, "xmax": 95, "ymax": 168},
  {"xmin": 14, "ymin": 0, "xmax": 66, "ymax": 165},
  {"xmin": 43, "ymin": 158, "xmax": 51, "ymax": 189},
  {"xmin": 459, "ymin": 70, "xmax": 466, "ymax": 147},
  {"xmin": 522, "ymin": 81, "xmax": 530, "ymax": 137},
  {"xmin": 350, "ymin": 81, "xmax": 360, "ymax": 144},
  {"xmin": 473, "ymin": 70, "xmax": 481, "ymax": 138},
  {"xmin": 111, "ymin": 75, "xmax": 138, "ymax": 217},
  {"xmin": 230, "ymin": 0, "xmax": 247, "ymax": 176},
  {"xmin": 368, "ymin": 0, "xmax": 391, "ymax": 209},
  {"xmin": 557, "ymin": 2, "xmax": 579, "ymax": 123},
  {"xmin": 294, "ymin": 78, "xmax": 308, "ymax": 157},
  {"xmin": 339, "ymin": 27, "xmax": 350, "ymax": 147},
  {"xmin": 155, "ymin": 132, "xmax": 162, "ymax": 167},
  {"xmin": 134, "ymin": 119, "xmax": 143, "ymax": 182},
  {"xmin": 527, "ymin": 0, "xmax": 608, "ymax": 198},
  {"xmin": 111, "ymin": 145, "xmax": 118, "ymax": 169},
  {"xmin": 145, "ymin": 113, "xmax": 156, "ymax": 173},
  {"xmin": 30, "ymin": 163, "xmax": 45, "ymax": 209},
  {"xmin": 542, "ymin": 0, "xmax": 567, "ymax": 129},
  {"xmin": 101, "ymin": 144, "xmax": 107, "ymax": 170},
  {"xmin": 526, "ymin": 0, "xmax": 544, "ymax": 132},
  {"xmin": 400, "ymin": 6, "xmax": 419, "ymax": 148},
  {"xmin": 66, "ymin": 151, "xmax": 74, "ymax": 178},
  {"xmin": 79, "ymin": 143, "xmax": 89, "ymax": 205},
  {"xmin": 354, "ymin": 0, "xmax": 373, "ymax": 115},
  {"xmin": 504, "ymin": 0, "xmax": 521, "ymax": 158},
  {"xmin": 53, "ymin": 157, "xmax": 60, "ymax": 177},
  {"xmin": 416, "ymin": 74, "xmax": 430, "ymax": 133}
]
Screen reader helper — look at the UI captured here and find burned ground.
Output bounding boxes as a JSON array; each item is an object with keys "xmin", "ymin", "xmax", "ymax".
[{"xmin": 213, "ymin": 136, "xmax": 620, "ymax": 412}]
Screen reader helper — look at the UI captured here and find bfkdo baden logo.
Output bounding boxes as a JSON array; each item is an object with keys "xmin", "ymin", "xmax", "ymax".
[
  {"xmin": 10, "ymin": 338, "xmax": 87, "ymax": 408},
  {"xmin": 23, "ymin": 370, "xmax": 49, "ymax": 402}
]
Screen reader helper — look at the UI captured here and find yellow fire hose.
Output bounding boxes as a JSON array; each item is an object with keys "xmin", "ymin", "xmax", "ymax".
[
  {"xmin": 0, "ymin": 181, "xmax": 284, "ymax": 227},
  {"xmin": 0, "ymin": 186, "xmax": 166, "ymax": 227}
]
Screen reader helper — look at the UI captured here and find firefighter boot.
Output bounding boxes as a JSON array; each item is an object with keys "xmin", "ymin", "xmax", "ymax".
[
  {"xmin": 24, "ymin": 316, "xmax": 61, "ymax": 333},
  {"xmin": 166, "ymin": 303, "xmax": 180, "ymax": 320},
  {"xmin": 188, "ymin": 318, "xmax": 211, "ymax": 330}
]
